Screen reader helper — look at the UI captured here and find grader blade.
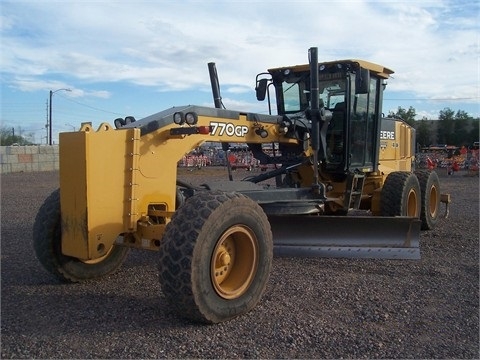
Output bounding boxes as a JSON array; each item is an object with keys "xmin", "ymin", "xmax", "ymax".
[{"xmin": 269, "ymin": 216, "xmax": 421, "ymax": 260}]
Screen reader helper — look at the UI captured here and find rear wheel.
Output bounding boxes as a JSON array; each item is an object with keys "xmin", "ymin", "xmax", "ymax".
[
  {"xmin": 33, "ymin": 189, "xmax": 129, "ymax": 282},
  {"xmin": 159, "ymin": 190, "xmax": 273, "ymax": 324},
  {"xmin": 381, "ymin": 172, "xmax": 421, "ymax": 218},
  {"xmin": 415, "ymin": 170, "xmax": 440, "ymax": 230}
]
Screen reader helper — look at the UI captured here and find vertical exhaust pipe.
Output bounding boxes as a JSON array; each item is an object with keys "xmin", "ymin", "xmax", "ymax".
[
  {"xmin": 308, "ymin": 47, "xmax": 322, "ymax": 194},
  {"xmin": 208, "ymin": 62, "xmax": 233, "ymax": 180},
  {"xmin": 308, "ymin": 47, "xmax": 330, "ymax": 196},
  {"xmin": 208, "ymin": 62, "xmax": 223, "ymax": 109}
]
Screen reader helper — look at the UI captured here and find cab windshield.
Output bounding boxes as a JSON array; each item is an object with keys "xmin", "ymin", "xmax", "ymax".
[{"xmin": 280, "ymin": 75, "xmax": 347, "ymax": 113}]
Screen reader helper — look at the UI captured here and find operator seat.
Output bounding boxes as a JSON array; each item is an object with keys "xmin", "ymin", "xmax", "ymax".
[
  {"xmin": 326, "ymin": 102, "xmax": 345, "ymax": 163},
  {"xmin": 331, "ymin": 102, "xmax": 345, "ymax": 122}
]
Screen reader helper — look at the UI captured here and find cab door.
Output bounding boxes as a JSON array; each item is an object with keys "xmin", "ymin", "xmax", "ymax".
[{"xmin": 348, "ymin": 76, "xmax": 379, "ymax": 171}]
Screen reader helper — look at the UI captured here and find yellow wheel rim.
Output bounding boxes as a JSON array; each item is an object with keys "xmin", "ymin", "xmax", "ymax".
[
  {"xmin": 211, "ymin": 225, "xmax": 259, "ymax": 299},
  {"xmin": 428, "ymin": 184, "xmax": 439, "ymax": 218},
  {"xmin": 406, "ymin": 188, "xmax": 418, "ymax": 217}
]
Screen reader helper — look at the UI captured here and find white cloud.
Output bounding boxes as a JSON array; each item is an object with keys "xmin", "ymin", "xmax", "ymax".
[
  {"xmin": 9, "ymin": 77, "xmax": 111, "ymax": 100},
  {"xmin": 1, "ymin": 0, "xmax": 478, "ymax": 121},
  {"xmin": 11, "ymin": 78, "xmax": 68, "ymax": 92},
  {"xmin": 226, "ymin": 86, "xmax": 252, "ymax": 94},
  {"xmin": 202, "ymin": 97, "xmax": 267, "ymax": 114}
]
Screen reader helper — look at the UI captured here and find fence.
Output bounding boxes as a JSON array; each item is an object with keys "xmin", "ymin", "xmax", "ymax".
[
  {"xmin": 416, "ymin": 148, "xmax": 479, "ymax": 176},
  {"xmin": 2, "ymin": 145, "xmax": 478, "ymax": 176},
  {"xmin": 0, "ymin": 145, "xmax": 59, "ymax": 174}
]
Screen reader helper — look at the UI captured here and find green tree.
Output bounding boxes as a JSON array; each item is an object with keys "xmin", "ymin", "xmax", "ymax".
[
  {"xmin": 0, "ymin": 126, "xmax": 34, "ymax": 146},
  {"xmin": 388, "ymin": 106, "xmax": 416, "ymax": 126},
  {"xmin": 386, "ymin": 105, "xmax": 477, "ymax": 147},
  {"xmin": 416, "ymin": 119, "xmax": 435, "ymax": 147},
  {"xmin": 469, "ymin": 119, "xmax": 479, "ymax": 145},
  {"xmin": 452, "ymin": 110, "xmax": 471, "ymax": 147},
  {"xmin": 437, "ymin": 108, "xmax": 455, "ymax": 145}
]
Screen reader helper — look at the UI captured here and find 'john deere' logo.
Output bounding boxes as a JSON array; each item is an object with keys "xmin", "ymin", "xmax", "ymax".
[{"xmin": 380, "ymin": 130, "xmax": 395, "ymax": 140}]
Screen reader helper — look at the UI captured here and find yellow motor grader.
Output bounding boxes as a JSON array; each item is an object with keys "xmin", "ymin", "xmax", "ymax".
[{"xmin": 33, "ymin": 47, "xmax": 449, "ymax": 323}]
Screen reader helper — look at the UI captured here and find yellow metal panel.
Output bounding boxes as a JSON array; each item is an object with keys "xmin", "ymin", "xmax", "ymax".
[
  {"xmin": 371, "ymin": 188, "xmax": 382, "ymax": 215},
  {"xmin": 59, "ymin": 131, "xmax": 88, "ymax": 259},
  {"xmin": 400, "ymin": 123, "xmax": 407, "ymax": 158},
  {"xmin": 60, "ymin": 126, "xmax": 140, "ymax": 260}
]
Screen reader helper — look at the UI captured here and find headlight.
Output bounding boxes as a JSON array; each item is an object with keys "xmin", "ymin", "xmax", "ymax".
[
  {"xmin": 173, "ymin": 112, "xmax": 184, "ymax": 125},
  {"xmin": 114, "ymin": 118, "xmax": 125, "ymax": 129},
  {"xmin": 255, "ymin": 128, "xmax": 268, "ymax": 138},
  {"xmin": 185, "ymin": 112, "xmax": 198, "ymax": 125},
  {"xmin": 124, "ymin": 116, "xmax": 136, "ymax": 124}
]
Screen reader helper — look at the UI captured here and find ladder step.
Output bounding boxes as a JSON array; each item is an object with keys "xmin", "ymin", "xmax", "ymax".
[{"xmin": 344, "ymin": 173, "xmax": 366, "ymax": 210}]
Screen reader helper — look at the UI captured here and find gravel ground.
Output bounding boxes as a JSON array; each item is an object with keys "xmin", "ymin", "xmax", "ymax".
[{"xmin": 1, "ymin": 168, "xmax": 478, "ymax": 359}]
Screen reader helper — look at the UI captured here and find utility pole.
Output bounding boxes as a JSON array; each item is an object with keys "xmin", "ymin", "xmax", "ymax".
[
  {"xmin": 48, "ymin": 90, "xmax": 53, "ymax": 145},
  {"xmin": 45, "ymin": 100, "xmax": 49, "ymax": 144},
  {"xmin": 48, "ymin": 88, "xmax": 71, "ymax": 145}
]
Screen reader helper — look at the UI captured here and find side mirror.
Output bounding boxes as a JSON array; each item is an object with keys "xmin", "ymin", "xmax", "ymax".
[
  {"xmin": 256, "ymin": 78, "xmax": 268, "ymax": 101},
  {"xmin": 355, "ymin": 67, "xmax": 370, "ymax": 94}
]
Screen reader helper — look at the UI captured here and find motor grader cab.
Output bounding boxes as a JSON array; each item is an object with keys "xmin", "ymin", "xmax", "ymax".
[
  {"xmin": 254, "ymin": 55, "xmax": 412, "ymax": 206},
  {"xmin": 252, "ymin": 53, "xmax": 447, "ymax": 226},
  {"xmin": 33, "ymin": 47, "xmax": 448, "ymax": 324}
]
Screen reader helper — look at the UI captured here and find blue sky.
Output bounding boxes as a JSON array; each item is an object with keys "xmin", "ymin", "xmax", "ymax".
[{"xmin": 1, "ymin": 0, "xmax": 479, "ymax": 144}]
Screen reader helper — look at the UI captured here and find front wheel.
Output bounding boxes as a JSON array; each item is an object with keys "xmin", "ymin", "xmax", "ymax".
[
  {"xmin": 33, "ymin": 189, "xmax": 129, "ymax": 282},
  {"xmin": 159, "ymin": 190, "xmax": 273, "ymax": 324},
  {"xmin": 381, "ymin": 172, "xmax": 421, "ymax": 218}
]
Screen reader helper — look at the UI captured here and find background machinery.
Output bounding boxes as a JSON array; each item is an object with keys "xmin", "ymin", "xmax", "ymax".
[{"xmin": 33, "ymin": 47, "xmax": 448, "ymax": 323}]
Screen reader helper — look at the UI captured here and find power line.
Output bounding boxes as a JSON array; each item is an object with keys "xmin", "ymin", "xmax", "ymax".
[
  {"xmin": 384, "ymin": 97, "xmax": 479, "ymax": 101},
  {"xmin": 56, "ymin": 93, "xmax": 127, "ymax": 116}
]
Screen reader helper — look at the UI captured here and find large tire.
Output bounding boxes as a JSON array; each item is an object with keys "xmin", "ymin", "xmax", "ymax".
[
  {"xmin": 33, "ymin": 189, "xmax": 129, "ymax": 282},
  {"xmin": 415, "ymin": 170, "xmax": 441, "ymax": 230},
  {"xmin": 159, "ymin": 190, "xmax": 273, "ymax": 324},
  {"xmin": 380, "ymin": 172, "xmax": 421, "ymax": 218}
]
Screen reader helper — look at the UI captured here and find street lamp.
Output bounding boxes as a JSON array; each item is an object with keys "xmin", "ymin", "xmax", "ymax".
[{"xmin": 49, "ymin": 88, "xmax": 71, "ymax": 145}]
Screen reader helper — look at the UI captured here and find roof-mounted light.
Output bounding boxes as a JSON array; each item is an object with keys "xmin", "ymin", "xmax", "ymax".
[
  {"xmin": 114, "ymin": 118, "xmax": 125, "ymax": 129},
  {"xmin": 185, "ymin": 112, "xmax": 198, "ymax": 125},
  {"xmin": 125, "ymin": 116, "xmax": 136, "ymax": 124},
  {"xmin": 173, "ymin": 112, "xmax": 184, "ymax": 125}
]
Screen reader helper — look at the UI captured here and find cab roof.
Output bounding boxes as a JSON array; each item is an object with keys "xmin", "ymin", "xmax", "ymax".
[{"xmin": 268, "ymin": 59, "xmax": 394, "ymax": 79}]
